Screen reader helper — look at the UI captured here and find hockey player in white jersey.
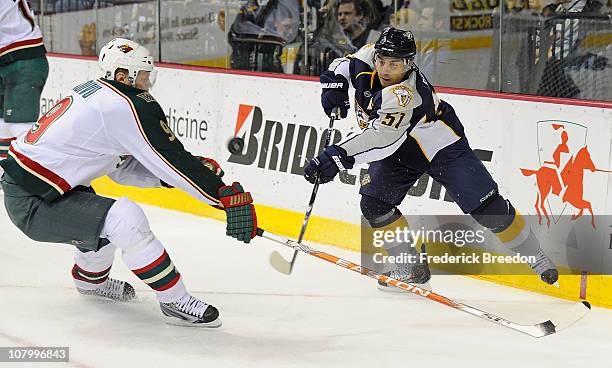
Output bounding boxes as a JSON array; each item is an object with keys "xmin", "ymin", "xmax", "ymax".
[
  {"xmin": 0, "ymin": 38, "xmax": 259, "ymax": 327},
  {"xmin": 304, "ymin": 28, "xmax": 559, "ymax": 288},
  {"xmin": 0, "ymin": 0, "xmax": 49, "ymax": 176}
]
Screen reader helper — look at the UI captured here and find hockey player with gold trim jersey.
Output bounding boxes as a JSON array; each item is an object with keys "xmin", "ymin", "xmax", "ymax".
[
  {"xmin": 304, "ymin": 27, "xmax": 559, "ymax": 288},
  {"xmin": 0, "ymin": 38, "xmax": 257, "ymax": 327}
]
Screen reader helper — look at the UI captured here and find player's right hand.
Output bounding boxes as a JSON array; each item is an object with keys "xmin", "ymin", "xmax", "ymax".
[
  {"xmin": 304, "ymin": 145, "xmax": 354, "ymax": 184},
  {"xmin": 218, "ymin": 182, "xmax": 257, "ymax": 244},
  {"xmin": 320, "ymin": 71, "xmax": 350, "ymax": 118}
]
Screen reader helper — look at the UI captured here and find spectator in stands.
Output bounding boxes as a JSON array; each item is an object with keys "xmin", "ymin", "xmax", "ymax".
[
  {"xmin": 228, "ymin": 0, "xmax": 301, "ymax": 73},
  {"xmin": 382, "ymin": 0, "xmax": 420, "ymax": 31},
  {"xmin": 414, "ymin": 4, "xmax": 448, "ymax": 82},
  {"xmin": 336, "ymin": 0, "xmax": 379, "ymax": 48},
  {"xmin": 536, "ymin": 0, "xmax": 606, "ymax": 98},
  {"xmin": 54, "ymin": 0, "xmax": 112, "ymax": 13}
]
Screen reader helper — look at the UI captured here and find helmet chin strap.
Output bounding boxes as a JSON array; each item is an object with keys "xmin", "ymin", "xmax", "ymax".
[{"xmin": 403, "ymin": 58, "xmax": 417, "ymax": 73}]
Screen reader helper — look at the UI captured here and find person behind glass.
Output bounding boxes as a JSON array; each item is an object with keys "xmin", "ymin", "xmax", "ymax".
[
  {"xmin": 336, "ymin": 0, "xmax": 373, "ymax": 49},
  {"xmin": 536, "ymin": 0, "xmax": 605, "ymax": 98},
  {"xmin": 54, "ymin": 0, "xmax": 113, "ymax": 13}
]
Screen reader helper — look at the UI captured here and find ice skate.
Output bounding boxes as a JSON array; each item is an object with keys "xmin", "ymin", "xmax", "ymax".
[
  {"xmin": 528, "ymin": 249, "xmax": 559, "ymax": 287},
  {"xmin": 77, "ymin": 278, "xmax": 136, "ymax": 301},
  {"xmin": 160, "ymin": 293, "xmax": 221, "ymax": 328},
  {"xmin": 377, "ymin": 255, "xmax": 432, "ymax": 292}
]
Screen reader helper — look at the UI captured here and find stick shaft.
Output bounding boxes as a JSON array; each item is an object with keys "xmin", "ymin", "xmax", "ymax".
[{"xmin": 297, "ymin": 113, "xmax": 337, "ymax": 243}]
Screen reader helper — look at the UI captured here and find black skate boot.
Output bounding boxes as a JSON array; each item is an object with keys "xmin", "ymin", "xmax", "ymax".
[
  {"xmin": 378, "ymin": 252, "xmax": 432, "ymax": 292},
  {"xmin": 160, "ymin": 294, "xmax": 221, "ymax": 328},
  {"xmin": 528, "ymin": 249, "xmax": 559, "ymax": 286},
  {"xmin": 77, "ymin": 278, "xmax": 136, "ymax": 301}
]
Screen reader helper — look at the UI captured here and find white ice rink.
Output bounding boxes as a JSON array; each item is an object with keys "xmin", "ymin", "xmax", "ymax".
[{"xmin": 1, "ymin": 202, "xmax": 611, "ymax": 368}]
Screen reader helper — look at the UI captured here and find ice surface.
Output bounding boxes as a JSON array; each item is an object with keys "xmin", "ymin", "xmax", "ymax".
[{"xmin": 1, "ymin": 202, "xmax": 611, "ymax": 368}]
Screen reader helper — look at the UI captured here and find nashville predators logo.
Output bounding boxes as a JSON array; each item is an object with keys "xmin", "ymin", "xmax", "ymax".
[
  {"xmin": 355, "ymin": 103, "xmax": 370, "ymax": 130},
  {"xmin": 391, "ymin": 86, "xmax": 411, "ymax": 107},
  {"xmin": 117, "ymin": 44, "xmax": 134, "ymax": 53}
]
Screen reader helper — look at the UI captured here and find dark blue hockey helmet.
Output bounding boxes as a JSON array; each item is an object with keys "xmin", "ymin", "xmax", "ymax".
[{"xmin": 374, "ymin": 27, "xmax": 417, "ymax": 59}]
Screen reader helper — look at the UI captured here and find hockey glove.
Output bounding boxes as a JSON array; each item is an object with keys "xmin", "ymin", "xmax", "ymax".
[
  {"xmin": 320, "ymin": 71, "xmax": 350, "ymax": 118},
  {"xmin": 304, "ymin": 145, "xmax": 355, "ymax": 184},
  {"xmin": 218, "ymin": 182, "xmax": 257, "ymax": 244}
]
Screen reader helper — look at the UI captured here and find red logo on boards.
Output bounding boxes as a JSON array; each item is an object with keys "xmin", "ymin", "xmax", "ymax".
[{"xmin": 520, "ymin": 121, "xmax": 610, "ymax": 228}]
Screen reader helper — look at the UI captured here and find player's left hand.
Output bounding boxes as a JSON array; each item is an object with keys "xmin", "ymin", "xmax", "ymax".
[
  {"xmin": 197, "ymin": 156, "xmax": 224, "ymax": 177},
  {"xmin": 218, "ymin": 182, "xmax": 258, "ymax": 244},
  {"xmin": 304, "ymin": 145, "xmax": 355, "ymax": 184}
]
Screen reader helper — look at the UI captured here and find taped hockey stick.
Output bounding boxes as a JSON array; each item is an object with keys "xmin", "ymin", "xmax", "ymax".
[
  {"xmin": 259, "ymin": 228, "xmax": 591, "ymax": 338},
  {"xmin": 269, "ymin": 110, "xmax": 338, "ymax": 275}
]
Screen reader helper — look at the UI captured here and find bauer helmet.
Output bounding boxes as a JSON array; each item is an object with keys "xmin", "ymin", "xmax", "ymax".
[
  {"xmin": 374, "ymin": 27, "xmax": 417, "ymax": 59},
  {"xmin": 98, "ymin": 38, "xmax": 156, "ymax": 88}
]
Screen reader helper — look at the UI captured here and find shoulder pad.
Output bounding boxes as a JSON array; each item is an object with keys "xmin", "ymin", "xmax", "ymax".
[
  {"xmin": 136, "ymin": 92, "xmax": 156, "ymax": 103},
  {"xmin": 348, "ymin": 44, "xmax": 376, "ymax": 69}
]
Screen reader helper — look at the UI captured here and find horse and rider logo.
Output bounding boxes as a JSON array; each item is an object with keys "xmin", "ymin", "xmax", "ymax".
[{"xmin": 520, "ymin": 121, "xmax": 610, "ymax": 228}]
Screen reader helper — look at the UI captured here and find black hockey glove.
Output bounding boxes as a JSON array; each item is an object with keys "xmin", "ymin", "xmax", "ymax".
[
  {"xmin": 304, "ymin": 145, "xmax": 355, "ymax": 184},
  {"xmin": 320, "ymin": 71, "xmax": 350, "ymax": 118},
  {"xmin": 219, "ymin": 182, "xmax": 257, "ymax": 244}
]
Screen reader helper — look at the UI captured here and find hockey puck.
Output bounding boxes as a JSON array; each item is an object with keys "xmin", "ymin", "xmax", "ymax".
[{"xmin": 227, "ymin": 137, "xmax": 244, "ymax": 154}]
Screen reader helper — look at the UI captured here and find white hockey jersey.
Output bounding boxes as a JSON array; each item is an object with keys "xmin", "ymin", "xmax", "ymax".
[
  {"xmin": 0, "ymin": 0, "xmax": 45, "ymax": 65},
  {"xmin": 1, "ymin": 79, "xmax": 223, "ymax": 206}
]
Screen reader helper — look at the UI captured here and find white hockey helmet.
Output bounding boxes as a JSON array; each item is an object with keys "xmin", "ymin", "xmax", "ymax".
[{"xmin": 98, "ymin": 38, "xmax": 157, "ymax": 88}]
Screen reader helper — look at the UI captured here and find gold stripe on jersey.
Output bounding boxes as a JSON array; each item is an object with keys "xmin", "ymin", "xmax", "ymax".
[
  {"xmin": 356, "ymin": 71, "xmax": 373, "ymax": 79},
  {"xmin": 98, "ymin": 79, "xmax": 220, "ymax": 205}
]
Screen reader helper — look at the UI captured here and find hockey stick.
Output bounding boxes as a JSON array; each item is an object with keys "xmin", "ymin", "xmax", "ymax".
[
  {"xmin": 269, "ymin": 110, "xmax": 338, "ymax": 275},
  {"xmin": 258, "ymin": 228, "xmax": 591, "ymax": 338}
]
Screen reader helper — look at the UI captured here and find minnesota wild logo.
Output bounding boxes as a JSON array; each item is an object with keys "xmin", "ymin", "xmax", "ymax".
[{"xmin": 117, "ymin": 44, "xmax": 134, "ymax": 53}]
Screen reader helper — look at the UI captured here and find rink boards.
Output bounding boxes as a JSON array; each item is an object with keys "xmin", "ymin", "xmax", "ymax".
[{"xmin": 40, "ymin": 54, "xmax": 612, "ymax": 307}]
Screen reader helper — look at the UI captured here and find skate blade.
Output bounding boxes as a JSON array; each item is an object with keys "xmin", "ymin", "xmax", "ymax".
[
  {"xmin": 377, "ymin": 282, "xmax": 432, "ymax": 294},
  {"xmin": 76, "ymin": 289, "xmax": 138, "ymax": 302},
  {"xmin": 163, "ymin": 315, "xmax": 222, "ymax": 328}
]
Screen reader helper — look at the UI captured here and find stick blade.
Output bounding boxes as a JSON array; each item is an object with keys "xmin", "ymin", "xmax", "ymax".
[
  {"xmin": 549, "ymin": 300, "xmax": 591, "ymax": 333},
  {"xmin": 531, "ymin": 301, "xmax": 591, "ymax": 338},
  {"xmin": 269, "ymin": 251, "xmax": 293, "ymax": 275}
]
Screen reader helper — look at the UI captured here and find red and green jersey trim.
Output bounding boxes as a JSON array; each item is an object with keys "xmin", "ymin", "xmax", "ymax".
[
  {"xmin": 0, "ymin": 137, "xmax": 16, "ymax": 159},
  {"xmin": 0, "ymin": 38, "xmax": 45, "ymax": 65},
  {"xmin": 1, "ymin": 145, "xmax": 72, "ymax": 200}
]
